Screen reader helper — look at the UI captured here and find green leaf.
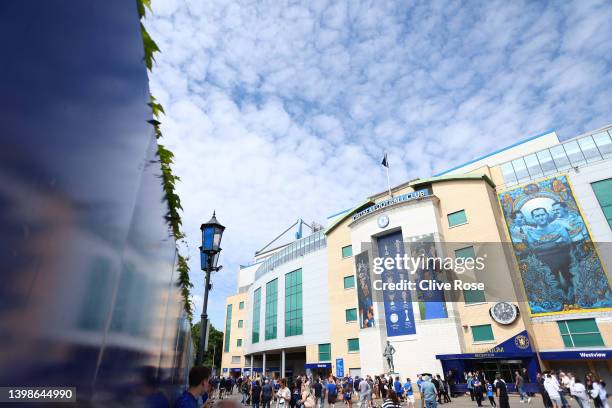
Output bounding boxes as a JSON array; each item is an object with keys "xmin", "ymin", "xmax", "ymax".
[{"xmin": 141, "ymin": 23, "xmax": 160, "ymax": 71}]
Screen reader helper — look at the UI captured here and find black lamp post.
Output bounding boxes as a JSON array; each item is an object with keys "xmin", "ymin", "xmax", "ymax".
[{"xmin": 197, "ymin": 211, "xmax": 225, "ymax": 366}]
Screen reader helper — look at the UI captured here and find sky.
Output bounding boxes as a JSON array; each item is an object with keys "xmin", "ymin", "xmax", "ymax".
[{"xmin": 145, "ymin": 0, "xmax": 612, "ymax": 328}]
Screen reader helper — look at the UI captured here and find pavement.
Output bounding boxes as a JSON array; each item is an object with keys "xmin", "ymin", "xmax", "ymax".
[{"xmin": 215, "ymin": 390, "xmax": 551, "ymax": 408}]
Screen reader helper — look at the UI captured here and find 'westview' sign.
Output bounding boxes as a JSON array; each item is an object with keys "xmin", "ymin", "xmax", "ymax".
[{"xmin": 352, "ymin": 189, "xmax": 429, "ymax": 221}]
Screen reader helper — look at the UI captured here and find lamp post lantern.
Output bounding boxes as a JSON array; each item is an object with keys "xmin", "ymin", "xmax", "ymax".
[{"xmin": 197, "ymin": 211, "xmax": 225, "ymax": 366}]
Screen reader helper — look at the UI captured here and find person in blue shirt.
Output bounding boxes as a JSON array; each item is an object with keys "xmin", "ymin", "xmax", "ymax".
[
  {"xmin": 175, "ymin": 366, "xmax": 212, "ymax": 408},
  {"xmin": 403, "ymin": 378, "xmax": 415, "ymax": 408},
  {"xmin": 485, "ymin": 380, "xmax": 496, "ymax": 407},
  {"xmin": 420, "ymin": 376, "xmax": 438, "ymax": 408},
  {"xmin": 326, "ymin": 376, "xmax": 338, "ymax": 408},
  {"xmin": 393, "ymin": 377, "xmax": 403, "ymax": 401}
]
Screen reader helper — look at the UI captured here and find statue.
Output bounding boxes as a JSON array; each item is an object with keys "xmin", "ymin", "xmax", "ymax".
[{"xmin": 383, "ymin": 340, "xmax": 396, "ymax": 373}]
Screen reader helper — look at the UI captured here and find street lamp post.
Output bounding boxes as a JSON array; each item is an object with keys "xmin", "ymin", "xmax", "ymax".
[{"xmin": 197, "ymin": 211, "xmax": 225, "ymax": 366}]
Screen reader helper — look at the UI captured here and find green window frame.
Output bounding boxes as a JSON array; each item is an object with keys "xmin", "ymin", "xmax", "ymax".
[
  {"xmin": 557, "ymin": 319, "xmax": 605, "ymax": 348},
  {"xmin": 347, "ymin": 338, "xmax": 360, "ymax": 352},
  {"xmin": 285, "ymin": 269, "xmax": 303, "ymax": 337},
  {"xmin": 342, "ymin": 245, "xmax": 353, "ymax": 258},
  {"xmin": 343, "ymin": 275, "xmax": 355, "ymax": 289},
  {"xmin": 238, "ymin": 320, "xmax": 243, "ymax": 328},
  {"xmin": 345, "ymin": 308, "xmax": 357, "ymax": 322},
  {"xmin": 592, "ymin": 179, "xmax": 612, "ymax": 228},
  {"xmin": 455, "ymin": 246, "xmax": 485, "ymax": 303},
  {"xmin": 237, "ymin": 338, "xmax": 242, "ymax": 347},
  {"xmin": 252, "ymin": 288, "xmax": 261, "ymax": 343},
  {"xmin": 319, "ymin": 343, "xmax": 331, "ymax": 361},
  {"xmin": 239, "ymin": 301, "xmax": 245, "ymax": 310},
  {"xmin": 448, "ymin": 210, "xmax": 467, "ymax": 227},
  {"xmin": 224, "ymin": 304, "xmax": 232, "ymax": 352},
  {"xmin": 265, "ymin": 279, "xmax": 278, "ymax": 340},
  {"xmin": 471, "ymin": 324, "xmax": 494, "ymax": 342}
]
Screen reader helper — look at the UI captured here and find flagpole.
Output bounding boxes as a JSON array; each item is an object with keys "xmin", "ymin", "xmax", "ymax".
[{"xmin": 386, "ymin": 160, "xmax": 392, "ymax": 197}]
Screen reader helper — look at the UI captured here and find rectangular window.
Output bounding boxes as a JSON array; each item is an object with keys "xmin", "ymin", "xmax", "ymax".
[
  {"xmin": 501, "ymin": 162, "xmax": 517, "ymax": 185},
  {"xmin": 342, "ymin": 245, "xmax": 353, "ymax": 258},
  {"xmin": 345, "ymin": 308, "xmax": 358, "ymax": 322},
  {"xmin": 550, "ymin": 145, "xmax": 571, "ymax": 171},
  {"xmin": 252, "ymin": 288, "xmax": 261, "ymax": 343},
  {"xmin": 237, "ymin": 339, "xmax": 242, "ymax": 347},
  {"xmin": 343, "ymin": 275, "xmax": 355, "ymax": 289},
  {"xmin": 231, "ymin": 356, "xmax": 241, "ymax": 364},
  {"xmin": 224, "ymin": 304, "xmax": 232, "ymax": 352},
  {"xmin": 578, "ymin": 136, "xmax": 603, "ymax": 163},
  {"xmin": 319, "ymin": 343, "xmax": 331, "ymax": 361},
  {"xmin": 265, "ymin": 279, "xmax": 278, "ymax": 340},
  {"xmin": 592, "ymin": 179, "xmax": 612, "ymax": 228},
  {"xmin": 454, "ymin": 246, "xmax": 486, "ymax": 303},
  {"xmin": 347, "ymin": 338, "xmax": 360, "ymax": 352},
  {"xmin": 536, "ymin": 149, "xmax": 558, "ymax": 175},
  {"xmin": 524, "ymin": 153, "xmax": 543, "ymax": 178},
  {"xmin": 593, "ymin": 131, "xmax": 612, "ymax": 158},
  {"xmin": 557, "ymin": 319, "xmax": 605, "ymax": 348},
  {"xmin": 285, "ymin": 269, "xmax": 303, "ymax": 337},
  {"xmin": 563, "ymin": 140, "xmax": 586, "ymax": 166},
  {"xmin": 238, "ymin": 320, "xmax": 243, "ymax": 328},
  {"xmin": 239, "ymin": 301, "xmax": 245, "ymax": 310},
  {"xmin": 447, "ymin": 210, "xmax": 467, "ymax": 227},
  {"xmin": 512, "ymin": 158, "xmax": 530, "ymax": 182},
  {"xmin": 471, "ymin": 324, "xmax": 495, "ymax": 342}
]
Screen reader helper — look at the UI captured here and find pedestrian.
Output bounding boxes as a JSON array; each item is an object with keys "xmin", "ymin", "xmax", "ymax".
[
  {"xmin": 590, "ymin": 376, "xmax": 607, "ymax": 408},
  {"xmin": 300, "ymin": 381, "xmax": 316, "ymax": 408},
  {"xmin": 314, "ymin": 379, "xmax": 324, "ymax": 408},
  {"xmin": 494, "ymin": 375, "xmax": 509, "ymax": 408},
  {"xmin": 277, "ymin": 379, "xmax": 291, "ymax": 408},
  {"xmin": 382, "ymin": 390, "xmax": 402, "ymax": 408},
  {"xmin": 437, "ymin": 375, "xmax": 451, "ymax": 403},
  {"xmin": 252, "ymin": 380, "xmax": 262, "ymax": 408},
  {"xmin": 175, "ymin": 366, "xmax": 212, "ymax": 408},
  {"xmin": 342, "ymin": 379, "xmax": 353, "ymax": 408},
  {"xmin": 359, "ymin": 375, "xmax": 372, "ymax": 408},
  {"xmin": 473, "ymin": 377, "xmax": 484, "ymax": 407},
  {"xmin": 403, "ymin": 378, "xmax": 415, "ymax": 408},
  {"xmin": 485, "ymin": 380, "xmax": 496, "ymax": 407},
  {"xmin": 515, "ymin": 370, "xmax": 531, "ymax": 403},
  {"xmin": 544, "ymin": 374, "xmax": 562, "ymax": 408},
  {"xmin": 420, "ymin": 376, "xmax": 438, "ymax": 408},
  {"xmin": 393, "ymin": 377, "xmax": 403, "ymax": 402},
  {"xmin": 262, "ymin": 380, "xmax": 274, "ymax": 408},
  {"xmin": 326, "ymin": 376, "xmax": 338, "ymax": 408},
  {"xmin": 467, "ymin": 373, "xmax": 475, "ymax": 402},
  {"xmin": 570, "ymin": 378, "xmax": 590, "ymax": 408}
]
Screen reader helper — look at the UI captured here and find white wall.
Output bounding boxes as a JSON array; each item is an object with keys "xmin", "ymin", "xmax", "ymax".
[{"xmin": 244, "ymin": 248, "xmax": 330, "ymax": 354}]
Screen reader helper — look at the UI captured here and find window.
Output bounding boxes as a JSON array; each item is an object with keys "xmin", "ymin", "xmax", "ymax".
[
  {"xmin": 563, "ymin": 140, "xmax": 586, "ymax": 166},
  {"xmin": 550, "ymin": 145, "xmax": 571, "ymax": 170},
  {"xmin": 237, "ymin": 339, "xmax": 242, "ymax": 347},
  {"xmin": 252, "ymin": 288, "xmax": 261, "ymax": 343},
  {"xmin": 592, "ymin": 179, "xmax": 612, "ymax": 228},
  {"xmin": 345, "ymin": 308, "xmax": 358, "ymax": 322},
  {"xmin": 500, "ymin": 162, "xmax": 517, "ymax": 185},
  {"xmin": 285, "ymin": 269, "xmax": 303, "ymax": 336},
  {"xmin": 447, "ymin": 210, "xmax": 467, "ymax": 227},
  {"xmin": 342, "ymin": 245, "xmax": 353, "ymax": 258},
  {"xmin": 471, "ymin": 324, "xmax": 495, "ymax": 342},
  {"xmin": 558, "ymin": 319, "xmax": 605, "ymax": 348},
  {"xmin": 239, "ymin": 301, "xmax": 245, "ymax": 310},
  {"xmin": 265, "ymin": 279, "xmax": 278, "ymax": 340},
  {"xmin": 343, "ymin": 275, "xmax": 355, "ymax": 289},
  {"xmin": 511, "ymin": 158, "xmax": 530, "ymax": 182},
  {"xmin": 319, "ymin": 343, "xmax": 331, "ymax": 361},
  {"xmin": 593, "ymin": 131, "xmax": 612, "ymax": 158},
  {"xmin": 536, "ymin": 149, "xmax": 557, "ymax": 175},
  {"xmin": 224, "ymin": 304, "xmax": 232, "ymax": 352},
  {"xmin": 454, "ymin": 246, "xmax": 485, "ymax": 303},
  {"xmin": 578, "ymin": 136, "xmax": 603, "ymax": 163},
  {"xmin": 524, "ymin": 153, "xmax": 543, "ymax": 178},
  {"xmin": 238, "ymin": 320, "xmax": 243, "ymax": 328},
  {"xmin": 231, "ymin": 356, "xmax": 241, "ymax": 364},
  {"xmin": 348, "ymin": 338, "xmax": 360, "ymax": 352}
]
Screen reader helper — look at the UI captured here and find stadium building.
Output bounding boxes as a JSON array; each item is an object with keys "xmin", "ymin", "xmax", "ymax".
[{"xmin": 221, "ymin": 124, "xmax": 612, "ymax": 387}]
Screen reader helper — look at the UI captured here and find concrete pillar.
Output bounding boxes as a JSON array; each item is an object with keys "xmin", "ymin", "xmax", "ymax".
[
  {"xmin": 263, "ymin": 353, "xmax": 267, "ymax": 377},
  {"xmin": 281, "ymin": 349, "xmax": 286, "ymax": 378}
]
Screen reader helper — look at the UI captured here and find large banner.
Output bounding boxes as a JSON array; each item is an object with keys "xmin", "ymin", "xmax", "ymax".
[
  {"xmin": 499, "ymin": 175, "xmax": 612, "ymax": 315},
  {"xmin": 407, "ymin": 234, "xmax": 448, "ymax": 319},
  {"xmin": 355, "ymin": 250, "xmax": 375, "ymax": 328},
  {"xmin": 377, "ymin": 231, "xmax": 416, "ymax": 336}
]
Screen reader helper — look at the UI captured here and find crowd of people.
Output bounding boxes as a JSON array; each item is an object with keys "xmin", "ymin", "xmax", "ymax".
[{"xmin": 172, "ymin": 366, "xmax": 609, "ymax": 408}]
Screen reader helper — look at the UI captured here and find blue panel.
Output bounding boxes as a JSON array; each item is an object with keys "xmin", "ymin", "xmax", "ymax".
[
  {"xmin": 377, "ymin": 231, "xmax": 416, "ymax": 336},
  {"xmin": 304, "ymin": 363, "xmax": 332, "ymax": 369}
]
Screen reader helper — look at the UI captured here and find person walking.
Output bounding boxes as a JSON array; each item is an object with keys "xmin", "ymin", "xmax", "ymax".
[
  {"xmin": 467, "ymin": 373, "xmax": 475, "ymax": 402},
  {"xmin": 314, "ymin": 379, "xmax": 324, "ymax": 408},
  {"xmin": 473, "ymin": 377, "xmax": 484, "ymax": 407},
  {"xmin": 359, "ymin": 375, "xmax": 372, "ymax": 408},
  {"xmin": 515, "ymin": 371, "xmax": 531, "ymax": 403},
  {"xmin": 437, "ymin": 375, "xmax": 451, "ymax": 403},
  {"xmin": 404, "ymin": 378, "xmax": 415, "ymax": 408},
  {"xmin": 326, "ymin": 376, "xmax": 338, "ymax": 408},
  {"xmin": 570, "ymin": 378, "xmax": 590, "ymax": 408},
  {"xmin": 252, "ymin": 380, "xmax": 263, "ymax": 408},
  {"xmin": 494, "ymin": 375, "xmax": 509, "ymax": 408},
  {"xmin": 393, "ymin": 377, "xmax": 404, "ymax": 402},
  {"xmin": 421, "ymin": 376, "xmax": 438, "ymax": 408},
  {"xmin": 485, "ymin": 380, "xmax": 496, "ymax": 407},
  {"xmin": 300, "ymin": 381, "xmax": 316, "ymax": 408},
  {"xmin": 262, "ymin": 380, "xmax": 274, "ymax": 408},
  {"xmin": 544, "ymin": 374, "xmax": 562, "ymax": 408},
  {"xmin": 382, "ymin": 390, "xmax": 402, "ymax": 408},
  {"xmin": 277, "ymin": 379, "xmax": 292, "ymax": 408}
]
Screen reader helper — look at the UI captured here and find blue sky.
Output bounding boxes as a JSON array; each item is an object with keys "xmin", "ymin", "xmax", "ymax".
[{"xmin": 145, "ymin": 0, "xmax": 612, "ymax": 328}]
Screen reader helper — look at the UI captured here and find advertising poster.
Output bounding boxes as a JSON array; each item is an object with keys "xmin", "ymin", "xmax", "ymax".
[
  {"xmin": 407, "ymin": 234, "xmax": 448, "ymax": 319},
  {"xmin": 355, "ymin": 250, "xmax": 375, "ymax": 328},
  {"xmin": 499, "ymin": 175, "xmax": 612, "ymax": 315},
  {"xmin": 377, "ymin": 231, "xmax": 416, "ymax": 336}
]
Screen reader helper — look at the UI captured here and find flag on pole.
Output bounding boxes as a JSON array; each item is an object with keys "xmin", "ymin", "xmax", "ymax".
[{"xmin": 381, "ymin": 153, "xmax": 388, "ymax": 168}]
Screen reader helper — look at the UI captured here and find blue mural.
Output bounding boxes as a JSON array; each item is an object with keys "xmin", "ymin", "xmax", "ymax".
[
  {"xmin": 408, "ymin": 234, "xmax": 448, "ymax": 319},
  {"xmin": 499, "ymin": 175, "xmax": 612, "ymax": 315},
  {"xmin": 377, "ymin": 231, "xmax": 416, "ymax": 336}
]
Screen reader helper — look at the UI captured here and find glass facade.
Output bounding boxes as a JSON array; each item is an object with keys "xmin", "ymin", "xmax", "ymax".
[
  {"xmin": 345, "ymin": 308, "xmax": 357, "ymax": 322},
  {"xmin": 448, "ymin": 210, "xmax": 467, "ymax": 227},
  {"xmin": 342, "ymin": 245, "xmax": 353, "ymax": 258},
  {"xmin": 455, "ymin": 246, "xmax": 486, "ymax": 303},
  {"xmin": 343, "ymin": 275, "xmax": 355, "ymax": 289},
  {"xmin": 319, "ymin": 343, "xmax": 331, "ymax": 361},
  {"xmin": 285, "ymin": 269, "xmax": 303, "ymax": 336},
  {"xmin": 592, "ymin": 179, "xmax": 612, "ymax": 228},
  {"xmin": 558, "ymin": 319, "xmax": 605, "ymax": 348},
  {"xmin": 471, "ymin": 324, "xmax": 494, "ymax": 342},
  {"xmin": 252, "ymin": 288, "xmax": 261, "ymax": 343},
  {"xmin": 224, "ymin": 304, "xmax": 232, "ymax": 352},
  {"xmin": 501, "ymin": 130, "xmax": 612, "ymax": 186},
  {"xmin": 265, "ymin": 279, "xmax": 278, "ymax": 340},
  {"xmin": 347, "ymin": 338, "xmax": 360, "ymax": 352}
]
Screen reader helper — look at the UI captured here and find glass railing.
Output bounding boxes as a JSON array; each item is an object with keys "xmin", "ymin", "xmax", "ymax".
[
  {"xmin": 500, "ymin": 128, "xmax": 612, "ymax": 186},
  {"xmin": 255, "ymin": 230, "xmax": 327, "ymax": 279}
]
